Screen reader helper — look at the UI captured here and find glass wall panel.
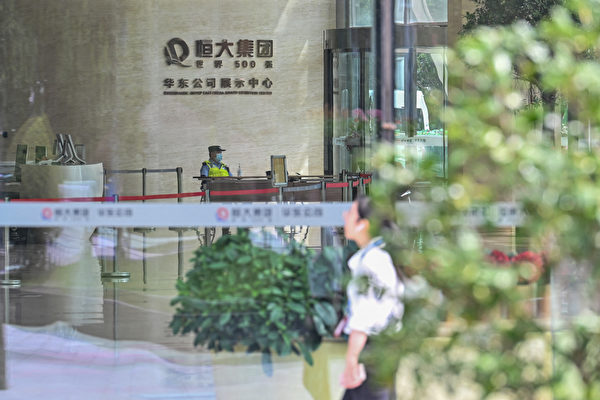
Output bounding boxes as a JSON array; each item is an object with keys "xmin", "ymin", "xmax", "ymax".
[{"xmin": 0, "ymin": 1, "xmax": 360, "ymax": 399}]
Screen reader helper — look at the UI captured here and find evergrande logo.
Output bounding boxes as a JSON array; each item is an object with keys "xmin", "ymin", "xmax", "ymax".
[{"xmin": 164, "ymin": 38, "xmax": 192, "ymax": 67}]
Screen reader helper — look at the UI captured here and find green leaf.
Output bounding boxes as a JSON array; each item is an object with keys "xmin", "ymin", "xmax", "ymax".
[
  {"xmin": 269, "ymin": 306, "xmax": 284, "ymax": 321},
  {"xmin": 218, "ymin": 313, "xmax": 232, "ymax": 326},
  {"xmin": 280, "ymin": 339, "xmax": 292, "ymax": 356},
  {"xmin": 169, "ymin": 316, "xmax": 183, "ymax": 334},
  {"xmin": 281, "ymin": 269, "xmax": 295, "ymax": 278},
  {"xmin": 287, "ymin": 302, "xmax": 306, "ymax": 315},
  {"xmin": 237, "ymin": 255, "xmax": 252, "ymax": 265},
  {"xmin": 289, "ymin": 291, "xmax": 305, "ymax": 300},
  {"xmin": 297, "ymin": 342, "xmax": 314, "ymax": 366},
  {"xmin": 312, "ymin": 315, "xmax": 328, "ymax": 336},
  {"xmin": 207, "ymin": 261, "xmax": 229, "ymax": 270},
  {"xmin": 313, "ymin": 301, "xmax": 338, "ymax": 328},
  {"xmin": 225, "ymin": 247, "xmax": 237, "ymax": 261}
]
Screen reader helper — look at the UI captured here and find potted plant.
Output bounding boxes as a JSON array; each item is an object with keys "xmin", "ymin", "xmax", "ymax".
[{"xmin": 170, "ymin": 230, "xmax": 344, "ymax": 372}]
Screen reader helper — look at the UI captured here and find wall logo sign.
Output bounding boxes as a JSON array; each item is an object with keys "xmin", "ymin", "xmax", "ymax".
[
  {"xmin": 164, "ymin": 38, "xmax": 192, "ymax": 67},
  {"xmin": 162, "ymin": 37, "xmax": 274, "ymax": 96}
]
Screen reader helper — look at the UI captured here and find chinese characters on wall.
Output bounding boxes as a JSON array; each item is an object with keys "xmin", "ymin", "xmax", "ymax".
[{"xmin": 163, "ymin": 38, "xmax": 274, "ymax": 96}]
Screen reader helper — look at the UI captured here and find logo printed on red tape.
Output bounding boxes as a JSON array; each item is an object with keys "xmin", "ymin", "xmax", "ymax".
[
  {"xmin": 41, "ymin": 207, "xmax": 53, "ymax": 220},
  {"xmin": 216, "ymin": 207, "xmax": 229, "ymax": 222}
]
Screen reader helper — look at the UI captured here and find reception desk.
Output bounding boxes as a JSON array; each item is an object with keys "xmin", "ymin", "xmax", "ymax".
[{"xmin": 193, "ymin": 176, "xmax": 346, "ymax": 202}]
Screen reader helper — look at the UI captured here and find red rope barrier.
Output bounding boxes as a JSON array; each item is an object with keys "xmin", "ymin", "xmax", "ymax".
[
  {"xmin": 120, "ymin": 191, "xmax": 205, "ymax": 201},
  {"xmin": 325, "ymin": 182, "xmax": 349, "ymax": 188},
  {"xmin": 210, "ymin": 188, "xmax": 279, "ymax": 196},
  {"xmin": 363, "ymin": 178, "xmax": 372, "ymax": 184},
  {"xmin": 9, "ymin": 192, "xmax": 207, "ymax": 203},
  {"xmin": 8, "ymin": 182, "xmax": 372, "ymax": 202}
]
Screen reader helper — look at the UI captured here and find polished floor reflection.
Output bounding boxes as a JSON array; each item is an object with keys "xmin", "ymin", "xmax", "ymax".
[{"xmin": 0, "ymin": 226, "xmax": 344, "ymax": 400}]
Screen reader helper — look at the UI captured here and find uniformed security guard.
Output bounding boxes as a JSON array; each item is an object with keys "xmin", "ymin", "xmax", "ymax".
[
  {"xmin": 201, "ymin": 145, "xmax": 232, "ymax": 236},
  {"xmin": 201, "ymin": 145, "xmax": 232, "ymax": 177}
]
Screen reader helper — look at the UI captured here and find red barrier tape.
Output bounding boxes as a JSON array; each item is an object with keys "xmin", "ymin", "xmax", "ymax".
[
  {"xmin": 120, "ymin": 191, "xmax": 205, "ymax": 201},
  {"xmin": 325, "ymin": 182, "xmax": 349, "ymax": 188},
  {"xmin": 11, "ymin": 196, "xmax": 113, "ymax": 203},
  {"xmin": 7, "ymin": 181, "xmax": 374, "ymax": 202},
  {"xmin": 210, "ymin": 188, "xmax": 279, "ymax": 196},
  {"xmin": 359, "ymin": 173, "xmax": 372, "ymax": 178}
]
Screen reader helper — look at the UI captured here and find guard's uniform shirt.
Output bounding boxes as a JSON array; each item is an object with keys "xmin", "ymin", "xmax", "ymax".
[
  {"xmin": 344, "ymin": 238, "xmax": 404, "ymax": 336},
  {"xmin": 201, "ymin": 160, "xmax": 232, "ymax": 177}
]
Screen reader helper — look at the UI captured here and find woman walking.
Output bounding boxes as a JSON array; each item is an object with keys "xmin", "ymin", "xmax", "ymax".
[{"xmin": 339, "ymin": 196, "xmax": 404, "ymax": 400}]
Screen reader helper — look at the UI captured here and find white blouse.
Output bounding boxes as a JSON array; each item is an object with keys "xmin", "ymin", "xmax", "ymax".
[{"xmin": 344, "ymin": 238, "xmax": 405, "ymax": 336}]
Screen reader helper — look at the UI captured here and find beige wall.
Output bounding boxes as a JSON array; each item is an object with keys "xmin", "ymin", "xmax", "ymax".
[
  {"xmin": 448, "ymin": 0, "xmax": 478, "ymax": 46},
  {"xmin": 0, "ymin": 0, "xmax": 335, "ymax": 196}
]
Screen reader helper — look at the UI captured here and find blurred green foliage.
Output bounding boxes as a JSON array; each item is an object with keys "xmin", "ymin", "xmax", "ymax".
[
  {"xmin": 370, "ymin": 0, "xmax": 600, "ymax": 398},
  {"xmin": 463, "ymin": 0, "xmax": 561, "ymax": 32}
]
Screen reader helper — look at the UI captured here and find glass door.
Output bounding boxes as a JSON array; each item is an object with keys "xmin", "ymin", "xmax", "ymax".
[
  {"xmin": 331, "ymin": 50, "xmax": 376, "ymax": 176},
  {"xmin": 324, "ymin": 22, "xmax": 448, "ymax": 178}
]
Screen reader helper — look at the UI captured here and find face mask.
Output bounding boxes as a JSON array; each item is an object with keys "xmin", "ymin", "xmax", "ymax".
[{"xmin": 215, "ymin": 153, "xmax": 223, "ymax": 162}]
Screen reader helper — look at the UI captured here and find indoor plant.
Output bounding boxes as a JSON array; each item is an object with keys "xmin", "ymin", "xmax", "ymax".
[{"xmin": 170, "ymin": 230, "xmax": 344, "ymax": 371}]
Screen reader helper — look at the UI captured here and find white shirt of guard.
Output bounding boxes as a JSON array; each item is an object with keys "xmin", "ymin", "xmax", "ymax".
[{"xmin": 344, "ymin": 238, "xmax": 405, "ymax": 336}]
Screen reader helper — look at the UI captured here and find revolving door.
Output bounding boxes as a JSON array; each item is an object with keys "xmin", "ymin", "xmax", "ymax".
[{"xmin": 323, "ymin": 23, "xmax": 448, "ymax": 177}]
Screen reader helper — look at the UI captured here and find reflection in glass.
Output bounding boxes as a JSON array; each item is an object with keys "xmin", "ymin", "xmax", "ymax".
[
  {"xmin": 350, "ymin": 0, "xmax": 374, "ymax": 27},
  {"xmin": 351, "ymin": 0, "xmax": 448, "ymax": 26},
  {"xmin": 395, "ymin": 0, "xmax": 448, "ymax": 24},
  {"xmin": 394, "ymin": 48, "xmax": 447, "ymax": 177}
]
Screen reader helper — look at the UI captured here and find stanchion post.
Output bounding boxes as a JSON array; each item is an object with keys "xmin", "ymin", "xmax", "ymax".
[
  {"xmin": 113, "ymin": 195, "xmax": 118, "ymax": 271},
  {"xmin": 320, "ymin": 181, "xmax": 328, "ymax": 249},
  {"xmin": 101, "ymin": 194, "xmax": 130, "ymax": 282},
  {"xmin": 342, "ymin": 171, "xmax": 349, "ymax": 202},
  {"xmin": 176, "ymin": 230, "xmax": 184, "ymax": 279},
  {"xmin": 204, "ymin": 189, "xmax": 211, "ymax": 247},
  {"xmin": 176, "ymin": 167, "xmax": 183, "ymax": 203},
  {"xmin": 136, "ymin": 167, "xmax": 160, "ymax": 284},
  {"xmin": 103, "ymin": 168, "xmax": 107, "ymax": 197},
  {"xmin": 141, "ymin": 168, "xmax": 147, "ymax": 201},
  {"xmin": 0, "ymin": 197, "xmax": 8, "ymax": 391},
  {"xmin": 3, "ymin": 199, "xmax": 8, "ymax": 282},
  {"xmin": 173, "ymin": 167, "xmax": 185, "ymax": 278},
  {"xmin": 1, "ymin": 198, "xmax": 20, "ymax": 288}
]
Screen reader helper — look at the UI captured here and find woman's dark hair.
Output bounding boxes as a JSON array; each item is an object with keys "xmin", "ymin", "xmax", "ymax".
[
  {"xmin": 356, "ymin": 194, "xmax": 372, "ymax": 220},
  {"xmin": 356, "ymin": 194, "xmax": 395, "ymax": 230},
  {"xmin": 355, "ymin": 195, "xmax": 412, "ymax": 277}
]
